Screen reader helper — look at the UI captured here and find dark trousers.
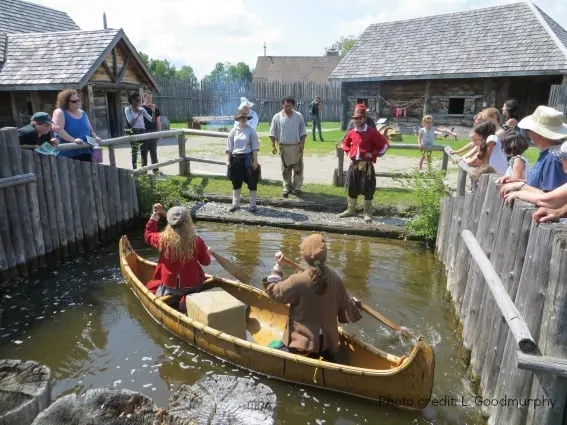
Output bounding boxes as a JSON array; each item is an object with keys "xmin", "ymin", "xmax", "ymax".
[
  {"xmin": 141, "ymin": 139, "xmax": 159, "ymax": 168},
  {"xmin": 228, "ymin": 154, "xmax": 259, "ymax": 191},
  {"xmin": 311, "ymin": 115, "xmax": 323, "ymax": 140},
  {"xmin": 346, "ymin": 161, "xmax": 376, "ymax": 200}
]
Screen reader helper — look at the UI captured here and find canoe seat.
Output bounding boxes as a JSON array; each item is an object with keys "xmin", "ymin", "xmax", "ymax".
[{"xmin": 186, "ymin": 287, "xmax": 248, "ymax": 340}]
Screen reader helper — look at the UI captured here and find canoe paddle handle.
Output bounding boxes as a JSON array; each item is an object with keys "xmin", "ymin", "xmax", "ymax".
[{"xmin": 277, "ymin": 252, "xmax": 416, "ymax": 340}]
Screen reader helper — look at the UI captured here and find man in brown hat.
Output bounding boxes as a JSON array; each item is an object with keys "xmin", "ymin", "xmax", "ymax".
[{"xmin": 263, "ymin": 233, "xmax": 362, "ymax": 361}]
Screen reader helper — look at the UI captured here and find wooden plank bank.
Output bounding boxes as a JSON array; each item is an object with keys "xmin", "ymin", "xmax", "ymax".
[
  {"xmin": 0, "ymin": 128, "xmax": 139, "ymax": 283},
  {"xmin": 436, "ymin": 171, "xmax": 567, "ymax": 425}
]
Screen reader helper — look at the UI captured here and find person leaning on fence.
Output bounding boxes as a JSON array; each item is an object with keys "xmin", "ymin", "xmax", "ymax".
[
  {"xmin": 52, "ymin": 89, "xmax": 101, "ymax": 162},
  {"xmin": 269, "ymin": 97, "xmax": 307, "ymax": 198},
  {"xmin": 501, "ymin": 128, "xmax": 530, "ymax": 180},
  {"xmin": 125, "ymin": 92, "xmax": 152, "ymax": 169},
  {"xmin": 339, "ymin": 109, "xmax": 389, "ymax": 223},
  {"xmin": 18, "ymin": 112, "xmax": 58, "ymax": 149},
  {"xmin": 499, "ymin": 105, "xmax": 567, "ymax": 197},
  {"xmin": 502, "ymin": 99, "xmax": 521, "ymax": 129},
  {"xmin": 141, "ymin": 91, "xmax": 162, "ymax": 174},
  {"xmin": 226, "ymin": 109, "xmax": 260, "ymax": 213}
]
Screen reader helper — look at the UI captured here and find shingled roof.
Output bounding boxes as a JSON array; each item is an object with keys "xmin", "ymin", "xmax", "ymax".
[
  {"xmin": 254, "ymin": 56, "xmax": 342, "ymax": 83},
  {"xmin": 0, "ymin": 29, "xmax": 158, "ymax": 91},
  {"xmin": 330, "ymin": 1, "xmax": 567, "ymax": 82},
  {"xmin": 0, "ymin": 0, "xmax": 79, "ymax": 35}
]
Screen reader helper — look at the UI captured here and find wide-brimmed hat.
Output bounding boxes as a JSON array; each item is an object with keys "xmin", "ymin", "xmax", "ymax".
[
  {"xmin": 238, "ymin": 97, "xmax": 254, "ymax": 109},
  {"xmin": 518, "ymin": 106, "xmax": 567, "ymax": 141},
  {"xmin": 234, "ymin": 109, "xmax": 252, "ymax": 121},
  {"xmin": 354, "ymin": 103, "xmax": 368, "ymax": 112},
  {"xmin": 300, "ymin": 234, "xmax": 327, "ymax": 265},
  {"xmin": 166, "ymin": 206, "xmax": 189, "ymax": 227},
  {"xmin": 352, "ymin": 110, "xmax": 366, "ymax": 119}
]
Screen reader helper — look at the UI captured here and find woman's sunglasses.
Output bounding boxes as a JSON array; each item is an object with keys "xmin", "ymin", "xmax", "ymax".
[{"xmin": 69, "ymin": 98, "xmax": 81, "ymax": 103}]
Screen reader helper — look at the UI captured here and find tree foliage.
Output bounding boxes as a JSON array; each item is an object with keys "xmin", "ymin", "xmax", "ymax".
[
  {"xmin": 138, "ymin": 51, "xmax": 197, "ymax": 82},
  {"xmin": 327, "ymin": 35, "xmax": 358, "ymax": 56},
  {"xmin": 204, "ymin": 62, "xmax": 253, "ymax": 85}
]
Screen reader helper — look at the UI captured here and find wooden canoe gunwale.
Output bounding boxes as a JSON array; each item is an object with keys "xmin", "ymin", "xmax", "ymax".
[{"xmin": 119, "ymin": 235, "xmax": 435, "ymax": 405}]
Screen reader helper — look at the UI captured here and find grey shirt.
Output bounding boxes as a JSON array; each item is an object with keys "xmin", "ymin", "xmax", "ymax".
[
  {"xmin": 269, "ymin": 110, "xmax": 307, "ymax": 145},
  {"xmin": 125, "ymin": 106, "xmax": 152, "ymax": 129},
  {"xmin": 226, "ymin": 125, "xmax": 259, "ymax": 155}
]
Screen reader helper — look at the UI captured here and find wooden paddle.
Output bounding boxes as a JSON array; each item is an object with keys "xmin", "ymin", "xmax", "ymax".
[
  {"xmin": 209, "ymin": 249, "xmax": 251, "ymax": 283},
  {"xmin": 277, "ymin": 253, "xmax": 415, "ymax": 339}
]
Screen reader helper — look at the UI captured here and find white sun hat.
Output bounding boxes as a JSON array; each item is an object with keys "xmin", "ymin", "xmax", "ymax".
[
  {"xmin": 238, "ymin": 97, "xmax": 254, "ymax": 109},
  {"xmin": 518, "ymin": 105, "xmax": 567, "ymax": 140}
]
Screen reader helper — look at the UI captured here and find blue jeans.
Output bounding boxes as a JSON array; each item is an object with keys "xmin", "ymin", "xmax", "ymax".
[{"xmin": 311, "ymin": 115, "xmax": 323, "ymax": 140}]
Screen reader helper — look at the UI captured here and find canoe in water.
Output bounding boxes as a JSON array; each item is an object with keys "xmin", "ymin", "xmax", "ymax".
[{"xmin": 119, "ymin": 235, "xmax": 435, "ymax": 408}]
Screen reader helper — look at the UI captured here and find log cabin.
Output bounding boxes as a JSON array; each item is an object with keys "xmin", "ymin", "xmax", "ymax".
[
  {"xmin": 330, "ymin": 2, "xmax": 567, "ymax": 129},
  {"xmin": 0, "ymin": 0, "xmax": 158, "ymax": 139}
]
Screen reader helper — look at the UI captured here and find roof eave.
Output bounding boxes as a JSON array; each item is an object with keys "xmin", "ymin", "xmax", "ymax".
[
  {"xmin": 0, "ymin": 83, "xmax": 80, "ymax": 91},
  {"xmin": 331, "ymin": 69, "xmax": 567, "ymax": 82}
]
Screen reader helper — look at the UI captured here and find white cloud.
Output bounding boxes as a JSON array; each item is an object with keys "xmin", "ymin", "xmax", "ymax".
[{"xmin": 31, "ymin": 0, "xmax": 282, "ymax": 78}]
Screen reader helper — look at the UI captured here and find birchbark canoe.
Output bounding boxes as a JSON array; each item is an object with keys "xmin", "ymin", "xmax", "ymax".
[{"xmin": 119, "ymin": 235, "xmax": 435, "ymax": 408}]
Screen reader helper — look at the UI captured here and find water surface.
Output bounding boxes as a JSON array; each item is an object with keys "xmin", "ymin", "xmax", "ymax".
[{"xmin": 0, "ymin": 223, "xmax": 482, "ymax": 424}]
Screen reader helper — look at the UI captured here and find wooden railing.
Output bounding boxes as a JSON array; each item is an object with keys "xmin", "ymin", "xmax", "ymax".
[{"xmin": 436, "ymin": 174, "xmax": 567, "ymax": 425}]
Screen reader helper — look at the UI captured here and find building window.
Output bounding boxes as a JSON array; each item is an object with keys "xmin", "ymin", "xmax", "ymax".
[{"xmin": 448, "ymin": 97, "xmax": 465, "ymax": 115}]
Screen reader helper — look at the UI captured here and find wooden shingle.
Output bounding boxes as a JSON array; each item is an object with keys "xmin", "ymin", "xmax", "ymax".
[
  {"xmin": 253, "ymin": 56, "xmax": 342, "ymax": 83},
  {"xmin": 0, "ymin": 0, "xmax": 79, "ymax": 35},
  {"xmin": 330, "ymin": 2, "xmax": 567, "ymax": 81}
]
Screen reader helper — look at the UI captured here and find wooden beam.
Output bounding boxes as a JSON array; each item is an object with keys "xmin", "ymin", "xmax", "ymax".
[
  {"xmin": 90, "ymin": 82, "xmax": 142, "ymax": 90},
  {"xmin": 102, "ymin": 60, "xmax": 115, "ymax": 82},
  {"xmin": 112, "ymin": 48, "xmax": 118, "ymax": 82},
  {"xmin": 0, "ymin": 173, "xmax": 37, "ymax": 189},
  {"xmin": 0, "ymin": 84, "xmax": 79, "ymax": 92},
  {"xmin": 87, "ymin": 84, "xmax": 96, "ymax": 130},
  {"xmin": 517, "ymin": 352, "xmax": 567, "ymax": 378},
  {"xmin": 423, "ymin": 81, "xmax": 431, "ymax": 115},
  {"xmin": 117, "ymin": 55, "xmax": 130, "ymax": 83},
  {"xmin": 461, "ymin": 230, "xmax": 538, "ymax": 354},
  {"xmin": 9, "ymin": 92, "xmax": 21, "ymax": 127},
  {"xmin": 30, "ymin": 91, "xmax": 41, "ymax": 113}
]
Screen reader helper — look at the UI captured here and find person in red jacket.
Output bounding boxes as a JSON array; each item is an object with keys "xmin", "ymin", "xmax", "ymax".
[
  {"xmin": 339, "ymin": 109, "xmax": 389, "ymax": 223},
  {"xmin": 145, "ymin": 203, "xmax": 211, "ymax": 308}
]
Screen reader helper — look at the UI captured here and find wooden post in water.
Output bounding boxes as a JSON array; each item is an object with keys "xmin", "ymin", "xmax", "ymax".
[
  {"xmin": 0, "ymin": 128, "xmax": 30, "ymax": 276},
  {"xmin": 447, "ymin": 192, "xmax": 474, "ymax": 295},
  {"xmin": 91, "ymin": 162, "xmax": 106, "ymax": 242},
  {"xmin": 104, "ymin": 165, "xmax": 117, "ymax": 239},
  {"xmin": 48, "ymin": 155, "xmax": 68, "ymax": 258},
  {"xmin": 108, "ymin": 145, "xmax": 116, "ymax": 167},
  {"xmin": 98, "ymin": 164, "xmax": 111, "ymax": 242},
  {"xmin": 526, "ymin": 232, "xmax": 567, "ymax": 425},
  {"xmin": 21, "ymin": 151, "xmax": 46, "ymax": 268},
  {"xmin": 178, "ymin": 134, "xmax": 189, "ymax": 176},
  {"xmin": 79, "ymin": 160, "xmax": 98, "ymax": 250},
  {"xmin": 490, "ymin": 223, "xmax": 564, "ymax": 425},
  {"xmin": 39, "ymin": 155, "xmax": 61, "ymax": 262},
  {"xmin": 443, "ymin": 196, "xmax": 464, "ymax": 270},
  {"xmin": 111, "ymin": 165, "xmax": 123, "ymax": 235},
  {"xmin": 57, "ymin": 157, "xmax": 77, "ymax": 256}
]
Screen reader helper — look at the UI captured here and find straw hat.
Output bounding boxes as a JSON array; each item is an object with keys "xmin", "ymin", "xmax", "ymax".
[
  {"xmin": 517, "ymin": 106, "xmax": 567, "ymax": 140},
  {"xmin": 300, "ymin": 234, "xmax": 327, "ymax": 265},
  {"xmin": 234, "ymin": 109, "xmax": 252, "ymax": 121}
]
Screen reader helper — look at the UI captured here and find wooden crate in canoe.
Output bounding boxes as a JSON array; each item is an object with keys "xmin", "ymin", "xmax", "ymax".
[{"xmin": 119, "ymin": 235, "xmax": 435, "ymax": 408}]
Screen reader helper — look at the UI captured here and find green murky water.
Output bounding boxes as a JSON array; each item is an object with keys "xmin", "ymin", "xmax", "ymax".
[{"xmin": 0, "ymin": 223, "xmax": 482, "ymax": 424}]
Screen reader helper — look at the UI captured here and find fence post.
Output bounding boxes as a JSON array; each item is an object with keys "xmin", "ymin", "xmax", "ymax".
[
  {"xmin": 178, "ymin": 134, "xmax": 189, "ymax": 176},
  {"xmin": 108, "ymin": 145, "xmax": 116, "ymax": 167},
  {"xmin": 335, "ymin": 145, "xmax": 344, "ymax": 186},
  {"xmin": 456, "ymin": 168, "xmax": 467, "ymax": 196},
  {"xmin": 441, "ymin": 150, "xmax": 449, "ymax": 172}
]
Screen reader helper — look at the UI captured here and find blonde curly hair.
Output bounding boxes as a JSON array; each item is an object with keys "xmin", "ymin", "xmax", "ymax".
[{"xmin": 158, "ymin": 220, "xmax": 197, "ymax": 262}]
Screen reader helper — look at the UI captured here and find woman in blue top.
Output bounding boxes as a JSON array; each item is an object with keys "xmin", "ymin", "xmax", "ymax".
[{"xmin": 52, "ymin": 89, "xmax": 101, "ymax": 161}]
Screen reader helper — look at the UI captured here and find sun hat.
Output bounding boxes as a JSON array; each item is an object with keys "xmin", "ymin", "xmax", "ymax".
[
  {"xmin": 549, "ymin": 140, "xmax": 567, "ymax": 159},
  {"xmin": 238, "ymin": 97, "xmax": 254, "ymax": 109},
  {"xmin": 517, "ymin": 106, "xmax": 567, "ymax": 140},
  {"xmin": 300, "ymin": 233, "xmax": 327, "ymax": 265},
  {"xmin": 31, "ymin": 112, "xmax": 53, "ymax": 124},
  {"xmin": 166, "ymin": 206, "xmax": 189, "ymax": 227},
  {"xmin": 234, "ymin": 109, "xmax": 252, "ymax": 121}
]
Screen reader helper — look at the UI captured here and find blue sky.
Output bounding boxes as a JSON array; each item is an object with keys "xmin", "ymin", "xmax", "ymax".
[{"xmin": 31, "ymin": 0, "xmax": 567, "ymax": 79}]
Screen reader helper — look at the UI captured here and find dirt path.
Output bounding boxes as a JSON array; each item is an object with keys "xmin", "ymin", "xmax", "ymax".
[{"xmin": 104, "ymin": 135, "xmax": 458, "ymax": 188}]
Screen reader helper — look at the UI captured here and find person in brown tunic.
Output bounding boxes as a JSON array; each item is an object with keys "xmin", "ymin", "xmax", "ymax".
[{"xmin": 263, "ymin": 234, "xmax": 362, "ymax": 361}]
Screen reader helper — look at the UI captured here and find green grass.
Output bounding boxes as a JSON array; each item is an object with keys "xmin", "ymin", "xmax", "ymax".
[
  {"xmin": 172, "ymin": 120, "xmax": 541, "ymax": 164},
  {"xmin": 142, "ymin": 173, "xmax": 418, "ymax": 213}
]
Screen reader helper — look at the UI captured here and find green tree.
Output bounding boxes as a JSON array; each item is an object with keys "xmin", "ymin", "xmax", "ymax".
[
  {"xmin": 328, "ymin": 35, "xmax": 358, "ymax": 56},
  {"xmin": 205, "ymin": 62, "xmax": 253, "ymax": 84},
  {"xmin": 175, "ymin": 65, "xmax": 197, "ymax": 82},
  {"xmin": 138, "ymin": 51, "xmax": 196, "ymax": 81}
]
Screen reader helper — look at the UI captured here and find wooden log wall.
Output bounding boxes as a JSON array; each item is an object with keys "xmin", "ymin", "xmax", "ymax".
[
  {"xmin": 0, "ymin": 127, "xmax": 139, "ymax": 283},
  {"xmin": 436, "ymin": 174, "xmax": 567, "ymax": 425}
]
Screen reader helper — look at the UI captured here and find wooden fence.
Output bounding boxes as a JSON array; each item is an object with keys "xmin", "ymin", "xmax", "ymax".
[
  {"xmin": 436, "ymin": 170, "xmax": 567, "ymax": 425},
  {"xmin": 548, "ymin": 84, "xmax": 567, "ymax": 120},
  {"xmin": 153, "ymin": 78, "xmax": 341, "ymax": 122},
  {"xmin": 0, "ymin": 128, "xmax": 138, "ymax": 282}
]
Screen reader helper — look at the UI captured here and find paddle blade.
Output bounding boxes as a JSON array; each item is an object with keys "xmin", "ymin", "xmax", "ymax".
[{"xmin": 210, "ymin": 250, "xmax": 250, "ymax": 283}]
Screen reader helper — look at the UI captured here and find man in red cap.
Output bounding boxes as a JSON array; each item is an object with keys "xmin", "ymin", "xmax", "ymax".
[{"xmin": 347, "ymin": 104, "xmax": 376, "ymax": 130}]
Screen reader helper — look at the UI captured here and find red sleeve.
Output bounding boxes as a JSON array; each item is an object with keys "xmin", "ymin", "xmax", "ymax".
[
  {"xmin": 342, "ymin": 131, "xmax": 353, "ymax": 152},
  {"xmin": 144, "ymin": 219, "xmax": 161, "ymax": 249},
  {"xmin": 372, "ymin": 129, "xmax": 389, "ymax": 159},
  {"xmin": 196, "ymin": 236, "xmax": 211, "ymax": 266}
]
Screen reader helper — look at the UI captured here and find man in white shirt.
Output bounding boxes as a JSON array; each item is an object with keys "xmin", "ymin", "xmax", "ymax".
[
  {"xmin": 269, "ymin": 97, "xmax": 307, "ymax": 197},
  {"xmin": 235, "ymin": 97, "xmax": 259, "ymax": 130}
]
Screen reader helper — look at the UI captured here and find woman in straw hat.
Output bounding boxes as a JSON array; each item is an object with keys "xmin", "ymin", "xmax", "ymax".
[
  {"xmin": 263, "ymin": 233, "xmax": 362, "ymax": 362},
  {"xmin": 145, "ymin": 203, "xmax": 211, "ymax": 307},
  {"xmin": 499, "ymin": 105, "xmax": 567, "ymax": 197},
  {"xmin": 339, "ymin": 109, "xmax": 389, "ymax": 223},
  {"xmin": 226, "ymin": 109, "xmax": 261, "ymax": 212},
  {"xmin": 235, "ymin": 97, "xmax": 259, "ymax": 130}
]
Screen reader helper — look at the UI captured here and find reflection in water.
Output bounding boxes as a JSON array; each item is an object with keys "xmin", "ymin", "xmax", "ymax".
[{"xmin": 0, "ymin": 223, "xmax": 483, "ymax": 425}]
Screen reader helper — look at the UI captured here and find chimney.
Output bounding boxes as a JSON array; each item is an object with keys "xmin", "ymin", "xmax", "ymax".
[
  {"xmin": 326, "ymin": 49, "xmax": 339, "ymax": 56},
  {"xmin": 103, "ymin": 12, "xmax": 108, "ymax": 29},
  {"xmin": 263, "ymin": 42, "xmax": 267, "ymax": 56}
]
